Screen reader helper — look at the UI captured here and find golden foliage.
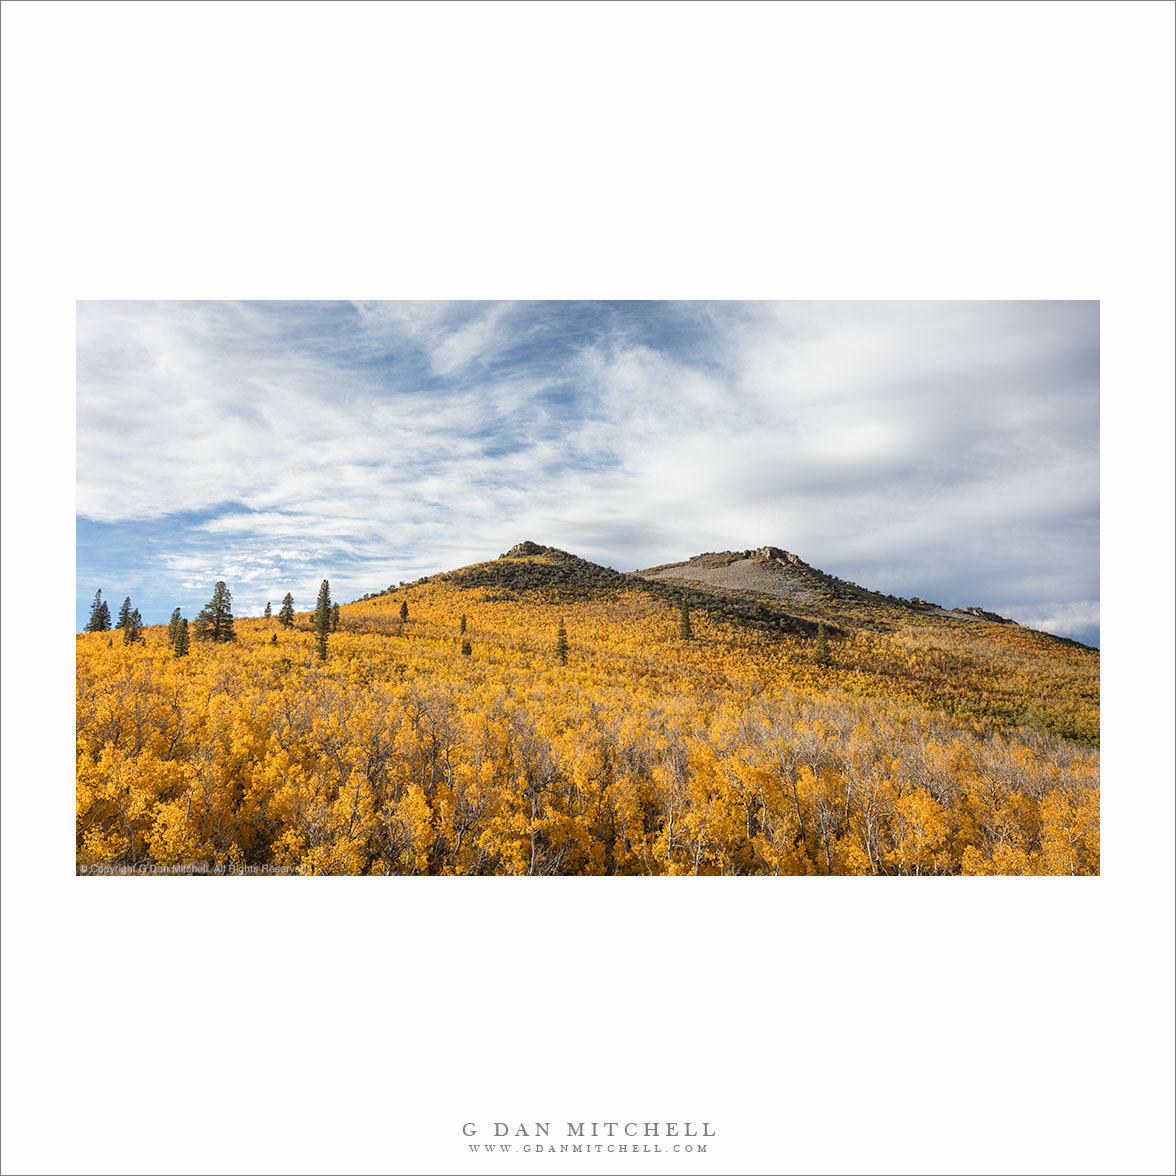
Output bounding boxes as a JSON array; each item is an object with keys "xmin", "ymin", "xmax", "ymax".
[{"xmin": 76, "ymin": 576, "xmax": 1099, "ymax": 875}]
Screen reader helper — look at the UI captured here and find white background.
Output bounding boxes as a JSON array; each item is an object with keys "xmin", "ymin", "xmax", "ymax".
[{"xmin": 2, "ymin": 2, "xmax": 1174, "ymax": 1174}]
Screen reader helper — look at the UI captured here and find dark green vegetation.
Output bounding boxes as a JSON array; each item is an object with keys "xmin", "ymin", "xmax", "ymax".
[
  {"xmin": 86, "ymin": 590, "xmax": 112, "ymax": 633},
  {"xmin": 193, "ymin": 581, "xmax": 236, "ymax": 643},
  {"xmin": 315, "ymin": 580, "xmax": 331, "ymax": 661}
]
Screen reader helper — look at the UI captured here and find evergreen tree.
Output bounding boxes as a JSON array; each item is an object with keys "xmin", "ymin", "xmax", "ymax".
[
  {"xmin": 116, "ymin": 596, "xmax": 133, "ymax": 632},
  {"xmin": 399, "ymin": 600, "xmax": 409, "ymax": 623},
  {"xmin": 314, "ymin": 580, "xmax": 331, "ymax": 661},
  {"xmin": 461, "ymin": 640, "xmax": 472, "ymax": 656},
  {"xmin": 167, "ymin": 607, "xmax": 182, "ymax": 647},
  {"xmin": 193, "ymin": 581, "xmax": 236, "ymax": 642},
  {"xmin": 459, "ymin": 613, "xmax": 467, "ymax": 635},
  {"xmin": 173, "ymin": 616, "xmax": 190, "ymax": 657},
  {"xmin": 556, "ymin": 617, "xmax": 568, "ymax": 665},
  {"xmin": 278, "ymin": 593, "xmax": 295, "ymax": 629},
  {"xmin": 123, "ymin": 608, "xmax": 143, "ymax": 645},
  {"xmin": 679, "ymin": 599, "xmax": 693, "ymax": 641},
  {"xmin": 816, "ymin": 620, "xmax": 830, "ymax": 665},
  {"xmin": 263, "ymin": 601, "xmax": 272, "ymax": 620},
  {"xmin": 330, "ymin": 602, "xmax": 340, "ymax": 632},
  {"xmin": 85, "ymin": 590, "xmax": 112, "ymax": 632}
]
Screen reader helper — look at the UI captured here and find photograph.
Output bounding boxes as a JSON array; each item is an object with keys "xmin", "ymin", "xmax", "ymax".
[{"xmin": 75, "ymin": 299, "xmax": 1101, "ymax": 878}]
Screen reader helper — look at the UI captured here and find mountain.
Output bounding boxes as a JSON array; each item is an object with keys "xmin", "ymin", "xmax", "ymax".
[
  {"xmin": 375, "ymin": 539, "xmax": 1099, "ymax": 744},
  {"xmin": 408, "ymin": 539, "xmax": 1078, "ymax": 648},
  {"xmin": 638, "ymin": 544, "xmax": 888, "ymax": 609},
  {"xmin": 635, "ymin": 545, "xmax": 1032, "ymax": 637},
  {"xmin": 76, "ymin": 538, "xmax": 1100, "ymax": 877},
  {"xmin": 426, "ymin": 541, "xmax": 816, "ymax": 635}
]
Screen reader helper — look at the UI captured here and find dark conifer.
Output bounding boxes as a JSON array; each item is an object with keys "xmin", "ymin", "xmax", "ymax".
[
  {"xmin": 816, "ymin": 620, "xmax": 830, "ymax": 665},
  {"xmin": 86, "ymin": 590, "xmax": 112, "ymax": 632},
  {"xmin": 168, "ymin": 608, "xmax": 182, "ymax": 647},
  {"xmin": 116, "ymin": 596, "xmax": 133, "ymax": 632},
  {"xmin": 679, "ymin": 599, "xmax": 693, "ymax": 641},
  {"xmin": 400, "ymin": 600, "xmax": 409, "ymax": 623},
  {"xmin": 193, "ymin": 581, "xmax": 236, "ymax": 642},
  {"xmin": 263, "ymin": 601, "xmax": 273, "ymax": 620},
  {"xmin": 123, "ymin": 608, "xmax": 143, "ymax": 645},
  {"xmin": 314, "ymin": 580, "xmax": 331, "ymax": 660},
  {"xmin": 330, "ymin": 603, "xmax": 340, "ymax": 632},
  {"xmin": 173, "ymin": 617, "xmax": 190, "ymax": 657},
  {"xmin": 278, "ymin": 593, "xmax": 295, "ymax": 629},
  {"xmin": 556, "ymin": 618, "xmax": 568, "ymax": 665}
]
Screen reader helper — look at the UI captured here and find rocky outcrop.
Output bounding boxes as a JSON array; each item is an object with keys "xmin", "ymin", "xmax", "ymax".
[
  {"xmin": 959, "ymin": 606, "xmax": 1017, "ymax": 624},
  {"xmin": 745, "ymin": 545, "xmax": 804, "ymax": 565},
  {"xmin": 503, "ymin": 541, "xmax": 549, "ymax": 558}
]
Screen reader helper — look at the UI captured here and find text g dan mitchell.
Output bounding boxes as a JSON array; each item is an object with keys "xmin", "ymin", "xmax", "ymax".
[{"xmin": 462, "ymin": 1123, "xmax": 715, "ymax": 1139}]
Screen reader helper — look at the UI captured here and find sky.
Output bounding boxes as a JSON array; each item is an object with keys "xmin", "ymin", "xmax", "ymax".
[{"xmin": 76, "ymin": 300, "xmax": 1100, "ymax": 644}]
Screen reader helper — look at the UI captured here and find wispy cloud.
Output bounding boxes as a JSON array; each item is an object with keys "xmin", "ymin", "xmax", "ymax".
[{"xmin": 76, "ymin": 301, "xmax": 1099, "ymax": 643}]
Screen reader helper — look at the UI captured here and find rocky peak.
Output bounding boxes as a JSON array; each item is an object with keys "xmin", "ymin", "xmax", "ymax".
[
  {"xmin": 502, "ymin": 540, "xmax": 550, "ymax": 559},
  {"xmin": 745, "ymin": 545, "xmax": 803, "ymax": 565}
]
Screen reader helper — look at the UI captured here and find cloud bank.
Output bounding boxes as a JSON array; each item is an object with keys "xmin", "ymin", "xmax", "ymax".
[{"xmin": 76, "ymin": 300, "xmax": 1099, "ymax": 643}]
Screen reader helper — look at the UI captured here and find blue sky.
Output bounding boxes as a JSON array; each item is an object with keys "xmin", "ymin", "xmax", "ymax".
[{"xmin": 76, "ymin": 300, "xmax": 1100, "ymax": 644}]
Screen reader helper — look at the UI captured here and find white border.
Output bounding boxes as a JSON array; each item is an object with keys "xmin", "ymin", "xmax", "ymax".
[{"xmin": 3, "ymin": 3, "xmax": 1173, "ymax": 1174}]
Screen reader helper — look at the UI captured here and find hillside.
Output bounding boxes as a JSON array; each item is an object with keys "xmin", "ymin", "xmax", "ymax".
[
  {"xmin": 75, "ymin": 541, "xmax": 1100, "ymax": 876},
  {"xmin": 636, "ymin": 545, "xmax": 1040, "ymax": 637},
  {"xmin": 639, "ymin": 545, "xmax": 886, "ymax": 611},
  {"xmin": 425, "ymin": 541, "xmax": 818, "ymax": 635}
]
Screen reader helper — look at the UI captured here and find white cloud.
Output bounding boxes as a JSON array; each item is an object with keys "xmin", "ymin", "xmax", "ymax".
[
  {"xmin": 429, "ymin": 303, "xmax": 517, "ymax": 376},
  {"xmin": 351, "ymin": 299, "xmax": 519, "ymax": 377},
  {"xmin": 76, "ymin": 300, "xmax": 1099, "ymax": 638},
  {"xmin": 1007, "ymin": 601, "xmax": 1101, "ymax": 642}
]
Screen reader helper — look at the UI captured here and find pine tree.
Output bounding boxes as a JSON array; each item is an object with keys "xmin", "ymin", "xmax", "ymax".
[
  {"xmin": 461, "ymin": 640, "xmax": 472, "ymax": 656},
  {"xmin": 459, "ymin": 613, "xmax": 467, "ymax": 635},
  {"xmin": 278, "ymin": 593, "xmax": 295, "ymax": 629},
  {"xmin": 123, "ymin": 608, "xmax": 143, "ymax": 645},
  {"xmin": 116, "ymin": 596, "xmax": 133, "ymax": 632},
  {"xmin": 168, "ymin": 607, "xmax": 182, "ymax": 647},
  {"xmin": 330, "ymin": 602, "xmax": 340, "ymax": 632},
  {"xmin": 816, "ymin": 620, "xmax": 830, "ymax": 665},
  {"xmin": 679, "ymin": 599, "xmax": 693, "ymax": 641},
  {"xmin": 314, "ymin": 579, "xmax": 331, "ymax": 661},
  {"xmin": 400, "ymin": 600, "xmax": 409, "ymax": 623},
  {"xmin": 263, "ymin": 601, "xmax": 272, "ymax": 620},
  {"xmin": 173, "ymin": 616, "xmax": 190, "ymax": 657},
  {"xmin": 193, "ymin": 581, "xmax": 236, "ymax": 642},
  {"xmin": 85, "ymin": 590, "xmax": 112, "ymax": 632},
  {"xmin": 556, "ymin": 617, "xmax": 568, "ymax": 665}
]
